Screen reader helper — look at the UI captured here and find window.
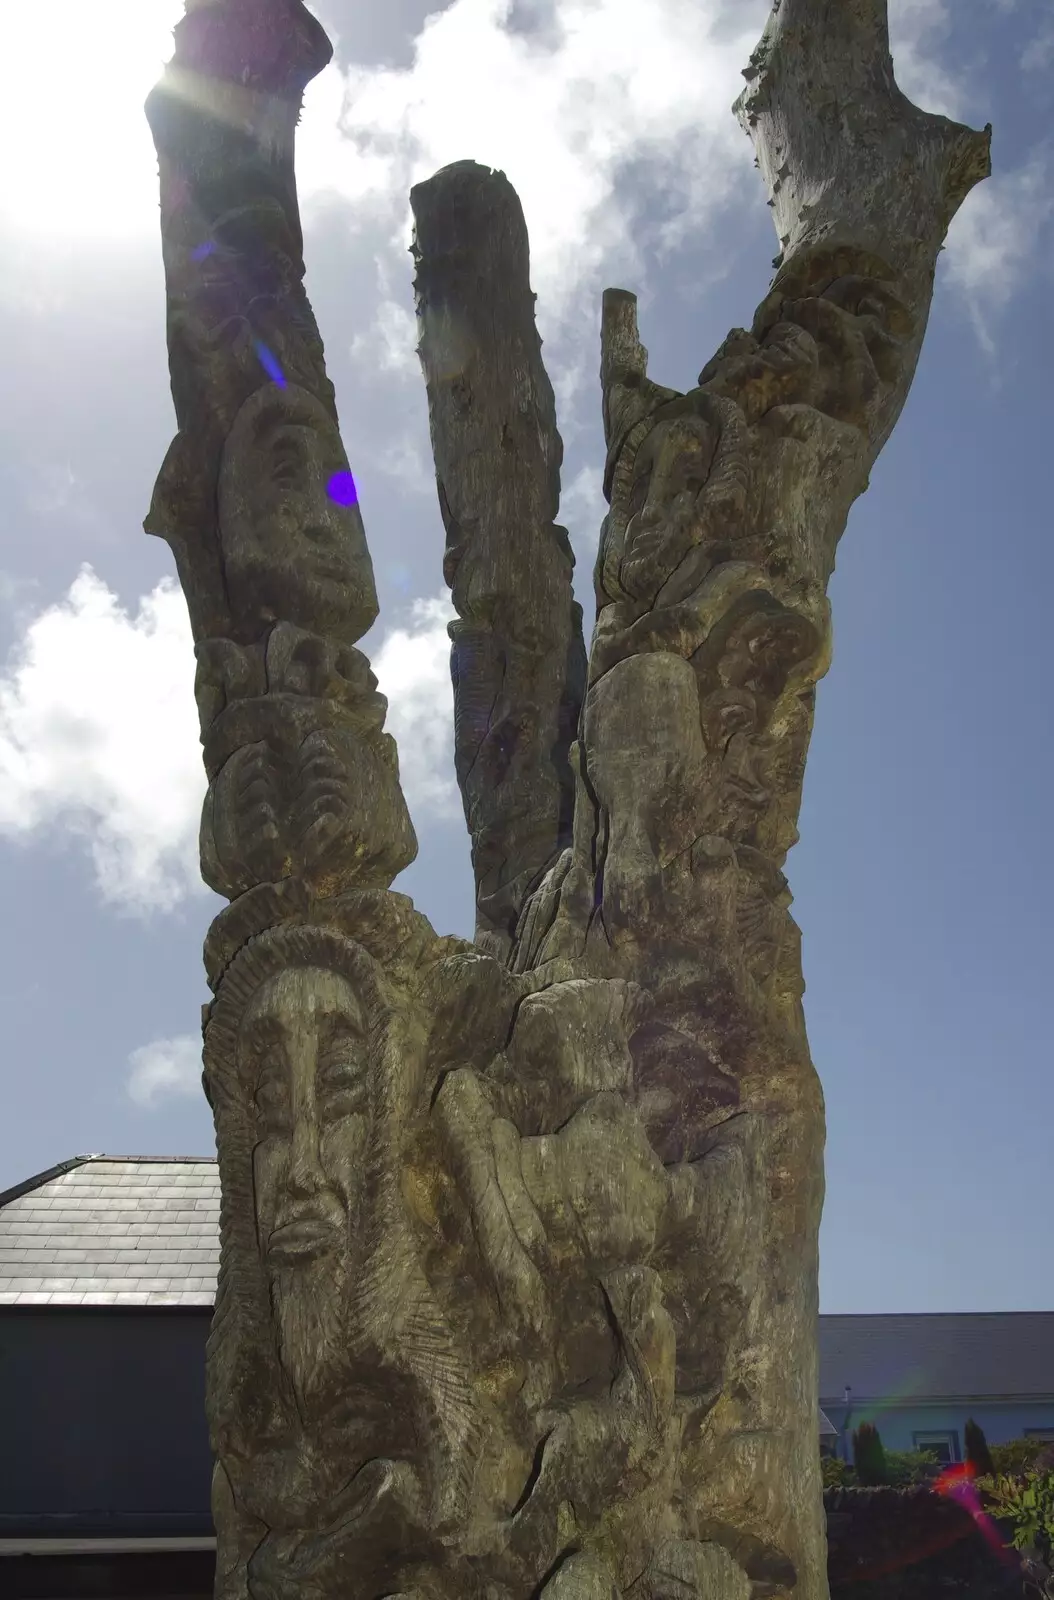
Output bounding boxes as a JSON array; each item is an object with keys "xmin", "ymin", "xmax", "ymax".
[{"xmin": 913, "ymin": 1430, "xmax": 960, "ymax": 1464}]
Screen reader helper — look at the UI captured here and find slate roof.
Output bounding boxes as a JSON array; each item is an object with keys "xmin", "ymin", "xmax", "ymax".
[
  {"xmin": 819, "ymin": 1312, "xmax": 1054, "ymax": 1404},
  {"xmin": 0, "ymin": 1156, "xmax": 219, "ymax": 1306}
]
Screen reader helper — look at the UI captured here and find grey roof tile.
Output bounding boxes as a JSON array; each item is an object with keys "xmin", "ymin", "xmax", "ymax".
[
  {"xmin": 0, "ymin": 1156, "xmax": 221, "ymax": 1306},
  {"xmin": 819, "ymin": 1312, "xmax": 1054, "ymax": 1403}
]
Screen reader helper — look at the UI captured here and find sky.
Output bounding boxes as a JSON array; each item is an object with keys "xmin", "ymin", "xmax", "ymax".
[{"xmin": 0, "ymin": 0, "xmax": 1050, "ymax": 1316}]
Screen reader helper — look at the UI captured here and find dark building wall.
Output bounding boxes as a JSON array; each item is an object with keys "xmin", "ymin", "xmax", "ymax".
[{"xmin": 0, "ymin": 1308, "xmax": 213, "ymax": 1536}]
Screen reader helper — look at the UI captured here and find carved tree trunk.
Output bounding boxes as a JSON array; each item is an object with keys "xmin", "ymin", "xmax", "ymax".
[{"xmin": 146, "ymin": 4, "xmax": 988, "ymax": 1600}]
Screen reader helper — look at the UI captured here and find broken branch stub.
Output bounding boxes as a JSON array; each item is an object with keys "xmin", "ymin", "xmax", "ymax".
[{"xmin": 411, "ymin": 160, "xmax": 587, "ymax": 959}]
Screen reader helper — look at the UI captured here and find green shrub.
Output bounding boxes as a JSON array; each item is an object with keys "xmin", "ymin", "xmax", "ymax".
[
  {"xmin": 980, "ymin": 1470, "xmax": 1054, "ymax": 1562},
  {"xmin": 853, "ymin": 1421, "xmax": 889, "ymax": 1486},
  {"xmin": 883, "ymin": 1447, "xmax": 940, "ymax": 1486},
  {"xmin": 965, "ymin": 1417, "xmax": 996, "ymax": 1478},
  {"xmin": 822, "ymin": 1455, "xmax": 855, "ymax": 1489},
  {"xmin": 990, "ymin": 1437, "xmax": 1053, "ymax": 1478}
]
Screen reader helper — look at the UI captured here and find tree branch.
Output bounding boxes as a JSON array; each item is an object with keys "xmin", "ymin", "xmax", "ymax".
[
  {"xmin": 411, "ymin": 161, "xmax": 586, "ymax": 959},
  {"xmin": 736, "ymin": 0, "xmax": 991, "ymax": 377},
  {"xmin": 146, "ymin": 0, "xmax": 417, "ymax": 901}
]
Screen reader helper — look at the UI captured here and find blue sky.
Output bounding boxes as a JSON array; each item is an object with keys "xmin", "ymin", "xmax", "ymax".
[{"xmin": 0, "ymin": 0, "xmax": 1050, "ymax": 1315}]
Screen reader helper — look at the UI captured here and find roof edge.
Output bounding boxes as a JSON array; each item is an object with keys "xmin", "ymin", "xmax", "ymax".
[
  {"xmin": 819, "ymin": 1310, "xmax": 1054, "ymax": 1319},
  {"xmin": 821, "ymin": 1392, "xmax": 1054, "ymax": 1407},
  {"xmin": 82, "ymin": 1154, "xmax": 217, "ymax": 1164},
  {"xmin": 0, "ymin": 1156, "xmax": 98, "ymax": 1211}
]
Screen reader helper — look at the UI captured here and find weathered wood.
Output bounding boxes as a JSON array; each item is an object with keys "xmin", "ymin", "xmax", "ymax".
[
  {"xmin": 146, "ymin": 2, "xmax": 989, "ymax": 1599},
  {"xmin": 412, "ymin": 4, "xmax": 990, "ymax": 1600},
  {"xmin": 410, "ymin": 162, "xmax": 586, "ymax": 959}
]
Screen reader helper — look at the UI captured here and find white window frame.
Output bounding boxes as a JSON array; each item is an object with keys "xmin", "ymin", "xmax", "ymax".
[{"xmin": 913, "ymin": 1429, "xmax": 960, "ymax": 1463}]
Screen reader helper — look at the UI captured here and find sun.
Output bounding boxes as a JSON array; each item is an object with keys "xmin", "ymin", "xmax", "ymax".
[{"xmin": 0, "ymin": 1, "xmax": 183, "ymax": 242}]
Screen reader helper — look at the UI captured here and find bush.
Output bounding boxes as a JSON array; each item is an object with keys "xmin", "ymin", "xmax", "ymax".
[
  {"xmin": 990, "ymin": 1437, "xmax": 1054, "ymax": 1478},
  {"xmin": 966, "ymin": 1417, "xmax": 996, "ymax": 1478},
  {"xmin": 822, "ymin": 1455, "xmax": 855, "ymax": 1489},
  {"xmin": 980, "ymin": 1470, "xmax": 1054, "ymax": 1563},
  {"xmin": 853, "ymin": 1421, "xmax": 889, "ymax": 1486},
  {"xmin": 884, "ymin": 1447, "xmax": 941, "ymax": 1486}
]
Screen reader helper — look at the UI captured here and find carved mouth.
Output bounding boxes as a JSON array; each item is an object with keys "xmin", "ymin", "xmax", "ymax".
[{"xmin": 267, "ymin": 1216, "xmax": 336, "ymax": 1264}]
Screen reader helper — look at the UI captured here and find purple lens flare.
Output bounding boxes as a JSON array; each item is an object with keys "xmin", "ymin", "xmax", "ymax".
[
  {"xmin": 191, "ymin": 240, "xmax": 216, "ymax": 261},
  {"xmin": 327, "ymin": 470, "xmax": 358, "ymax": 506},
  {"xmin": 254, "ymin": 340, "xmax": 287, "ymax": 387}
]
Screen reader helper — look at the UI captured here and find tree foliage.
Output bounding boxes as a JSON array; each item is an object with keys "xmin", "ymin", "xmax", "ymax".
[
  {"xmin": 853, "ymin": 1422, "xmax": 889, "ymax": 1487},
  {"xmin": 965, "ymin": 1417, "xmax": 996, "ymax": 1478},
  {"xmin": 990, "ymin": 1438, "xmax": 1054, "ymax": 1478},
  {"xmin": 980, "ymin": 1471, "xmax": 1054, "ymax": 1563}
]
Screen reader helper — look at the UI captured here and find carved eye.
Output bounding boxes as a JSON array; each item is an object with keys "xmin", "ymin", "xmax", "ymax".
[
  {"xmin": 254, "ymin": 1073, "xmax": 290, "ymax": 1132},
  {"xmin": 316, "ymin": 1022, "xmax": 368, "ymax": 1120},
  {"xmin": 270, "ymin": 437, "xmax": 304, "ymax": 490},
  {"xmin": 317, "ymin": 1058, "xmax": 368, "ymax": 1121}
]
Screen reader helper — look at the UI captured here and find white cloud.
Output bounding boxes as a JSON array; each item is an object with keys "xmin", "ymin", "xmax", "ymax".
[
  {"xmin": 127, "ymin": 1033, "xmax": 202, "ymax": 1108},
  {"xmin": 887, "ymin": 0, "xmax": 963, "ymax": 119},
  {"xmin": 307, "ymin": 0, "xmax": 766, "ymax": 330},
  {"xmin": 0, "ymin": 2, "xmax": 182, "ymax": 243},
  {"xmin": 0, "ymin": 571, "xmax": 40, "ymax": 613},
  {"xmin": 561, "ymin": 464, "xmax": 607, "ymax": 562},
  {"xmin": 0, "ymin": 568, "xmax": 462, "ymax": 911},
  {"xmin": 373, "ymin": 593, "xmax": 460, "ymax": 820},
  {"xmin": 373, "ymin": 435, "xmax": 435, "ymax": 494},
  {"xmin": 1021, "ymin": 19, "xmax": 1054, "ymax": 76},
  {"xmin": 0, "ymin": 0, "xmax": 1021, "ymax": 361},
  {"xmin": 0, "ymin": 567, "xmax": 203, "ymax": 913},
  {"xmin": 943, "ymin": 153, "xmax": 1054, "ymax": 355},
  {"xmin": 349, "ymin": 295, "xmax": 421, "ymax": 378},
  {"xmin": 306, "ymin": 0, "xmax": 1021, "ymax": 389}
]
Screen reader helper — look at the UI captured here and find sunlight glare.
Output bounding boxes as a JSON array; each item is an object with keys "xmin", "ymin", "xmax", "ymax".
[{"xmin": 0, "ymin": 2, "xmax": 183, "ymax": 241}]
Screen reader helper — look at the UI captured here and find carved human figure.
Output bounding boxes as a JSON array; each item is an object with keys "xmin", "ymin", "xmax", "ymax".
[
  {"xmin": 205, "ymin": 929, "xmax": 388, "ymax": 1414},
  {"xmin": 242, "ymin": 962, "xmax": 371, "ymax": 1407},
  {"xmin": 203, "ymin": 920, "xmax": 485, "ymax": 1590},
  {"xmin": 218, "ymin": 383, "xmax": 378, "ymax": 646}
]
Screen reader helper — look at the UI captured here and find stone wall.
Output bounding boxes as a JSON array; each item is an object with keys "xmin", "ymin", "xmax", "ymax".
[{"xmin": 825, "ymin": 1486, "xmax": 1023, "ymax": 1598}]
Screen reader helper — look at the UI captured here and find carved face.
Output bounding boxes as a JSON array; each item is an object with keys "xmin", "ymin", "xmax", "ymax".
[
  {"xmin": 237, "ymin": 961, "xmax": 374, "ymax": 1409},
  {"xmin": 242, "ymin": 965, "xmax": 370, "ymax": 1269},
  {"xmin": 694, "ymin": 600, "xmax": 820, "ymax": 843},
  {"xmin": 219, "ymin": 384, "xmax": 378, "ymax": 646},
  {"xmin": 616, "ymin": 414, "xmax": 717, "ymax": 598}
]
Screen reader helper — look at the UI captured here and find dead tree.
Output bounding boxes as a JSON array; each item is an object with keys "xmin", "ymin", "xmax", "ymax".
[{"xmin": 145, "ymin": 2, "xmax": 989, "ymax": 1597}]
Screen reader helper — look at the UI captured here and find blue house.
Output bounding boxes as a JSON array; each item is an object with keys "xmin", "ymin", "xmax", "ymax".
[{"xmin": 820, "ymin": 1311, "xmax": 1054, "ymax": 1464}]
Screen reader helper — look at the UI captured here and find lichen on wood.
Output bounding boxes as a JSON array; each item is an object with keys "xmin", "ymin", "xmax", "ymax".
[{"xmin": 146, "ymin": 2, "xmax": 989, "ymax": 1597}]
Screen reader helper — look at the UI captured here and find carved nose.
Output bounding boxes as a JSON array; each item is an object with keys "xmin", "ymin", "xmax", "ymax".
[{"xmin": 287, "ymin": 1120, "xmax": 326, "ymax": 1199}]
